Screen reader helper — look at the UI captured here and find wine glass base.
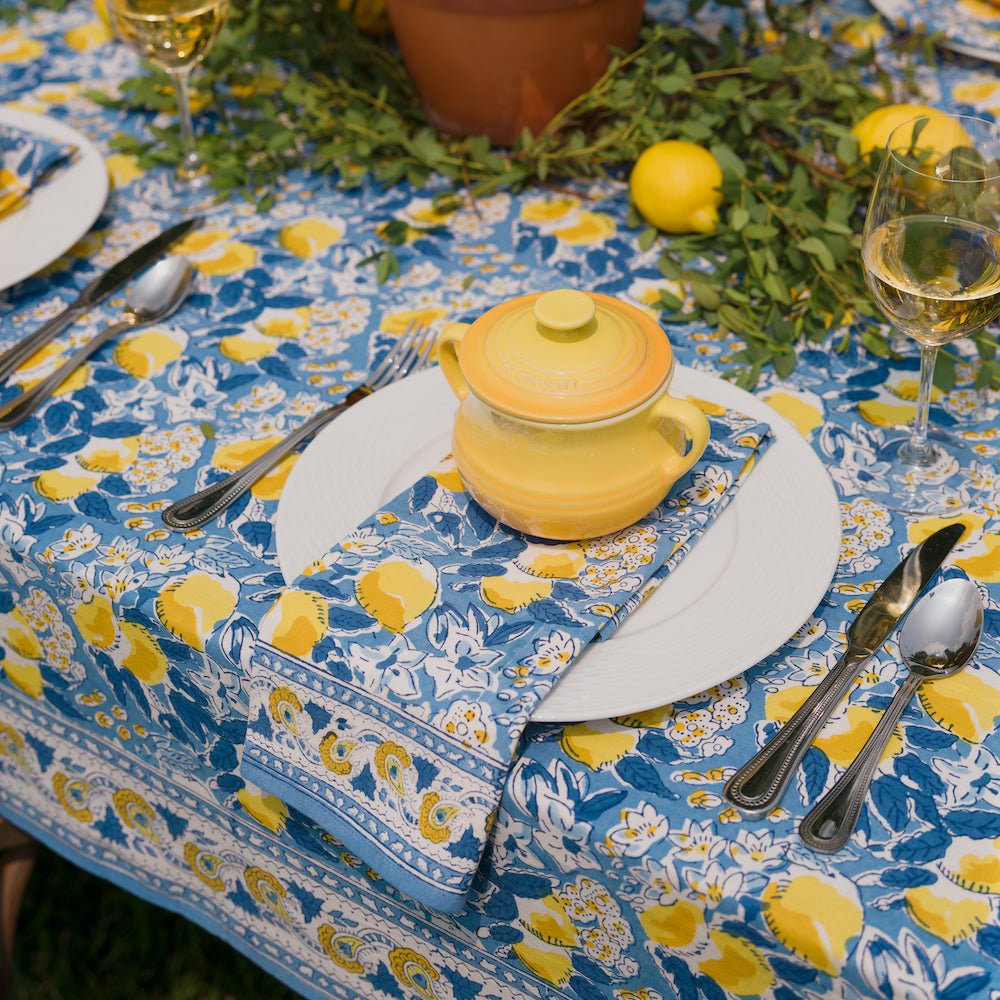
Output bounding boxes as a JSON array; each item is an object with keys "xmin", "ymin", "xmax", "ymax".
[{"xmin": 857, "ymin": 426, "xmax": 978, "ymax": 516}]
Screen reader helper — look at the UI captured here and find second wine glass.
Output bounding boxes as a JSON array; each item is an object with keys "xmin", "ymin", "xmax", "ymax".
[
  {"xmin": 109, "ymin": 0, "xmax": 230, "ymax": 189},
  {"xmin": 861, "ymin": 113, "xmax": 1000, "ymax": 515}
]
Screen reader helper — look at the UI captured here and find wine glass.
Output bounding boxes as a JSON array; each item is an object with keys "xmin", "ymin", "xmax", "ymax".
[
  {"xmin": 108, "ymin": 0, "xmax": 230, "ymax": 189},
  {"xmin": 861, "ymin": 114, "xmax": 1000, "ymax": 515}
]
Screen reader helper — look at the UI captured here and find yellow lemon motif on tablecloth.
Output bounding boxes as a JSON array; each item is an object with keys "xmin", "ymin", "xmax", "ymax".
[
  {"xmin": 118, "ymin": 620, "xmax": 168, "ymax": 684},
  {"xmin": 561, "ymin": 720, "xmax": 640, "ymax": 769},
  {"xmin": 255, "ymin": 306, "xmax": 311, "ymax": 339},
  {"xmin": 379, "ymin": 307, "xmax": 448, "ymax": 335},
  {"xmin": 10, "ymin": 339, "xmax": 64, "ymax": 373},
  {"xmin": 955, "ymin": 536, "xmax": 1000, "ymax": 584},
  {"xmin": 908, "ymin": 514, "xmax": 982, "ymax": 548},
  {"xmin": 34, "ymin": 463, "xmax": 100, "ymax": 501},
  {"xmin": 114, "ymin": 328, "xmax": 186, "ymax": 377},
  {"xmin": 260, "ymin": 589, "xmax": 328, "ymax": 656},
  {"xmin": 155, "ymin": 573, "xmax": 238, "ymax": 651},
  {"xmin": 640, "ymin": 899, "xmax": 707, "ymax": 952},
  {"xmin": 2, "ymin": 652, "xmax": 43, "ymax": 698},
  {"xmin": 0, "ymin": 29, "xmax": 43, "ymax": 62},
  {"xmin": 761, "ymin": 389, "xmax": 824, "ymax": 439},
  {"xmin": 553, "ymin": 211, "xmax": 616, "ymax": 245},
  {"xmin": 2, "ymin": 607, "xmax": 42, "ymax": 660},
  {"xmin": 889, "ymin": 376, "xmax": 944, "ymax": 403},
  {"xmin": 430, "ymin": 464, "xmax": 465, "ymax": 492},
  {"xmin": 212, "ymin": 435, "xmax": 283, "ymax": 472},
  {"xmin": 171, "ymin": 228, "xmax": 257, "ymax": 275},
  {"xmin": 355, "ymin": 558, "xmax": 438, "ymax": 632},
  {"xmin": 519, "ymin": 894, "xmax": 579, "ymax": 948},
  {"xmin": 278, "ymin": 218, "xmax": 344, "ymax": 258},
  {"xmin": 814, "ymin": 706, "xmax": 904, "ymax": 767},
  {"xmin": 511, "ymin": 941, "xmax": 573, "ymax": 987},
  {"xmin": 237, "ymin": 786, "xmax": 288, "ymax": 833},
  {"xmin": 765, "ymin": 684, "xmax": 813, "ymax": 723},
  {"xmin": 480, "ymin": 571, "xmax": 552, "ymax": 613},
  {"xmin": 105, "ymin": 153, "xmax": 143, "ymax": 190},
  {"xmin": 919, "ymin": 662, "xmax": 1000, "ymax": 743},
  {"xmin": 858, "ymin": 399, "xmax": 917, "ymax": 427},
  {"xmin": 73, "ymin": 592, "xmax": 116, "ymax": 648},
  {"xmin": 64, "ymin": 19, "xmax": 111, "ymax": 51},
  {"xmin": 17, "ymin": 362, "xmax": 89, "ymax": 398},
  {"xmin": 249, "ymin": 453, "xmax": 299, "ymax": 501},
  {"xmin": 77, "ymin": 435, "xmax": 140, "ymax": 473},
  {"xmin": 519, "ymin": 196, "xmax": 580, "ymax": 223},
  {"xmin": 614, "ymin": 705, "xmax": 672, "ymax": 729},
  {"xmin": 762, "ymin": 871, "xmax": 863, "ymax": 975},
  {"xmin": 905, "ymin": 877, "xmax": 993, "ymax": 944},
  {"xmin": 941, "ymin": 837, "xmax": 1000, "ymax": 894},
  {"xmin": 698, "ymin": 930, "xmax": 775, "ymax": 997},
  {"xmin": 219, "ymin": 331, "xmax": 279, "ymax": 362},
  {"xmin": 514, "ymin": 542, "xmax": 586, "ymax": 579}
]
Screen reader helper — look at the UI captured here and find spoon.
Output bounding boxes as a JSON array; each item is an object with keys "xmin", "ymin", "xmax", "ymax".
[
  {"xmin": 0, "ymin": 256, "xmax": 195, "ymax": 430},
  {"xmin": 799, "ymin": 577, "xmax": 984, "ymax": 853}
]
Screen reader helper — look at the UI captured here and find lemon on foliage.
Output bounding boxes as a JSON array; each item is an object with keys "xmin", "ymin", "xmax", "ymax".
[
  {"xmin": 850, "ymin": 104, "xmax": 971, "ymax": 159},
  {"xmin": 629, "ymin": 141, "xmax": 723, "ymax": 235}
]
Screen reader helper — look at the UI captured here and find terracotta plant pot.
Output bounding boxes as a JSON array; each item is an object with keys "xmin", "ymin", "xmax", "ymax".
[{"xmin": 385, "ymin": 0, "xmax": 645, "ymax": 146}]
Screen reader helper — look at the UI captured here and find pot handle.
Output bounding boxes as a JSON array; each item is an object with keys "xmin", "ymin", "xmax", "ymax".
[
  {"xmin": 438, "ymin": 322, "xmax": 472, "ymax": 401},
  {"xmin": 653, "ymin": 395, "xmax": 710, "ymax": 484}
]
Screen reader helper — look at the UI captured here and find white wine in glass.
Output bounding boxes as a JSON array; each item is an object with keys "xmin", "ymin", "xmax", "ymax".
[
  {"xmin": 110, "ymin": 0, "xmax": 230, "ymax": 187},
  {"xmin": 860, "ymin": 114, "xmax": 1000, "ymax": 515}
]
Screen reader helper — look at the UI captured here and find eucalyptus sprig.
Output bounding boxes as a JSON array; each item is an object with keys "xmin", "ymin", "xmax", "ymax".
[{"xmin": 12, "ymin": 0, "xmax": 1000, "ymax": 388}]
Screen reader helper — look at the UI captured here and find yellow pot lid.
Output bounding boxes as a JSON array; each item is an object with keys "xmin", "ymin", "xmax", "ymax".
[{"xmin": 456, "ymin": 289, "xmax": 673, "ymax": 423}]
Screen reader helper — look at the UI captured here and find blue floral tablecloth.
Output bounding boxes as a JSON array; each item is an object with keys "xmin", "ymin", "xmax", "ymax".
[{"xmin": 1, "ymin": 3, "xmax": 1000, "ymax": 998}]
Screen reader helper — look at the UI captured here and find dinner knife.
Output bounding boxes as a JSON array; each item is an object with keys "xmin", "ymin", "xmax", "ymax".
[
  {"xmin": 723, "ymin": 521, "xmax": 965, "ymax": 817},
  {"xmin": 0, "ymin": 215, "xmax": 202, "ymax": 386}
]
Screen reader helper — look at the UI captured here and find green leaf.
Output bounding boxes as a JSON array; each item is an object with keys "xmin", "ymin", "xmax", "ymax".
[
  {"xmin": 748, "ymin": 53, "xmax": 784, "ymax": 81},
  {"xmin": 796, "ymin": 236, "xmax": 837, "ymax": 272},
  {"xmin": 638, "ymin": 226, "xmax": 659, "ymax": 251},
  {"xmin": 932, "ymin": 350, "xmax": 956, "ymax": 392},
  {"xmin": 730, "ymin": 206, "xmax": 750, "ymax": 232}
]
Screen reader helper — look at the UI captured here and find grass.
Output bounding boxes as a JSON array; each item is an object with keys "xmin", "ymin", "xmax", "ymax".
[{"xmin": 14, "ymin": 847, "xmax": 300, "ymax": 1000}]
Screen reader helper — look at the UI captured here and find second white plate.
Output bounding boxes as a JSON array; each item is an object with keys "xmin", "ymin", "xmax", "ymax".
[
  {"xmin": 276, "ymin": 365, "xmax": 841, "ymax": 723},
  {"xmin": 0, "ymin": 108, "xmax": 109, "ymax": 293}
]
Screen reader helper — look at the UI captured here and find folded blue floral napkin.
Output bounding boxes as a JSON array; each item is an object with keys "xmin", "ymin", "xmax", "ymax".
[
  {"xmin": 0, "ymin": 125, "xmax": 76, "ymax": 219},
  {"xmin": 241, "ymin": 404, "xmax": 773, "ymax": 912}
]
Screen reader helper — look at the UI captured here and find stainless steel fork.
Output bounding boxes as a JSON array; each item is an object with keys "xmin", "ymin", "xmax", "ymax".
[{"xmin": 161, "ymin": 322, "xmax": 434, "ymax": 531}]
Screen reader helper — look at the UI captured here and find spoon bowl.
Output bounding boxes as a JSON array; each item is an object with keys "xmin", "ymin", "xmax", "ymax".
[
  {"xmin": 0, "ymin": 256, "xmax": 194, "ymax": 429},
  {"xmin": 799, "ymin": 576, "xmax": 984, "ymax": 853}
]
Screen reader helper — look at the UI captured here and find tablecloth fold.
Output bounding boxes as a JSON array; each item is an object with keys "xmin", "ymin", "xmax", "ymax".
[
  {"xmin": 241, "ymin": 402, "xmax": 772, "ymax": 911},
  {"xmin": 0, "ymin": 125, "xmax": 75, "ymax": 219}
]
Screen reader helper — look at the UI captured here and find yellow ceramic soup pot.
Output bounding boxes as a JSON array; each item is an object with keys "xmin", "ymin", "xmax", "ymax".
[{"xmin": 438, "ymin": 288, "xmax": 710, "ymax": 540}]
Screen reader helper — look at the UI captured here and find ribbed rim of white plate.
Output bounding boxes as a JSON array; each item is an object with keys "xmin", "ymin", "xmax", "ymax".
[
  {"xmin": 0, "ymin": 108, "xmax": 109, "ymax": 293},
  {"xmin": 275, "ymin": 365, "xmax": 842, "ymax": 723}
]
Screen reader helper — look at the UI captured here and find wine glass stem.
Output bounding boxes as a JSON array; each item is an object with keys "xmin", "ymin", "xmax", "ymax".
[
  {"xmin": 169, "ymin": 67, "xmax": 202, "ymax": 181},
  {"xmin": 903, "ymin": 343, "xmax": 938, "ymax": 465}
]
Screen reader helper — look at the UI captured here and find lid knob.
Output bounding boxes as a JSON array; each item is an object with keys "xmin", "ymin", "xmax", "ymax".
[{"xmin": 533, "ymin": 289, "xmax": 596, "ymax": 333}]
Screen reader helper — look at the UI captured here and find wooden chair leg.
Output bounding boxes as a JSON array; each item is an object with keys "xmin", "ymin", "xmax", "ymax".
[{"xmin": 0, "ymin": 819, "xmax": 39, "ymax": 1000}]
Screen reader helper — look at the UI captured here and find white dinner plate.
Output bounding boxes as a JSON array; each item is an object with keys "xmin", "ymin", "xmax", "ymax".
[
  {"xmin": 276, "ymin": 365, "xmax": 842, "ymax": 723},
  {"xmin": 0, "ymin": 108, "xmax": 109, "ymax": 292}
]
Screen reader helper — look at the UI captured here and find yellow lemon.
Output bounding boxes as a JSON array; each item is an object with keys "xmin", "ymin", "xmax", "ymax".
[
  {"xmin": 219, "ymin": 333, "xmax": 278, "ymax": 362},
  {"xmin": 511, "ymin": 941, "xmax": 573, "ymax": 987},
  {"xmin": 94, "ymin": 0, "xmax": 111, "ymax": 28},
  {"xmin": 355, "ymin": 559, "xmax": 437, "ymax": 632},
  {"xmin": 629, "ymin": 141, "xmax": 723, "ymax": 234},
  {"xmin": 941, "ymin": 837, "xmax": 1000, "ymax": 894},
  {"xmin": 250, "ymin": 454, "xmax": 298, "ymax": 501},
  {"xmin": 3, "ymin": 608, "xmax": 42, "ymax": 660},
  {"xmin": 520, "ymin": 895, "xmax": 579, "ymax": 948},
  {"xmin": 640, "ymin": 899, "xmax": 706, "ymax": 950},
  {"xmin": 698, "ymin": 930, "xmax": 775, "ymax": 997},
  {"xmin": 919, "ymin": 661, "xmax": 1000, "ymax": 742},
  {"xmin": 35, "ymin": 466, "xmax": 100, "ymax": 501},
  {"xmin": 114, "ymin": 330, "xmax": 185, "ymax": 378},
  {"xmin": 956, "ymin": 535, "xmax": 1000, "ymax": 583},
  {"xmin": 561, "ymin": 721, "xmax": 639, "ymax": 769},
  {"xmin": 762, "ymin": 872, "xmax": 863, "ymax": 975},
  {"xmin": 905, "ymin": 879, "xmax": 992, "ymax": 944},
  {"xmin": 77, "ymin": 436, "xmax": 140, "ymax": 473},
  {"xmin": 850, "ymin": 104, "xmax": 971, "ymax": 159},
  {"xmin": 119, "ymin": 620, "xmax": 168, "ymax": 684},
  {"xmin": 278, "ymin": 219, "xmax": 343, "ymax": 258},
  {"xmin": 3, "ymin": 656, "xmax": 43, "ymax": 698},
  {"xmin": 237, "ymin": 786, "xmax": 288, "ymax": 833},
  {"xmin": 212, "ymin": 436, "xmax": 284, "ymax": 471},
  {"xmin": 519, "ymin": 196, "xmax": 580, "ymax": 223},
  {"xmin": 480, "ymin": 573, "xmax": 552, "ymax": 613},
  {"xmin": 73, "ymin": 593, "xmax": 116, "ymax": 648},
  {"xmin": 552, "ymin": 211, "xmax": 616, "ymax": 245},
  {"xmin": 760, "ymin": 390, "xmax": 824, "ymax": 438},
  {"xmin": 155, "ymin": 573, "xmax": 238, "ymax": 651},
  {"xmin": 260, "ymin": 589, "xmax": 329, "ymax": 656}
]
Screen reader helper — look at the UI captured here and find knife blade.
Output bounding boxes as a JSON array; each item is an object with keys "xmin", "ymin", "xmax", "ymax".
[
  {"xmin": 724, "ymin": 521, "xmax": 966, "ymax": 816},
  {"xmin": 0, "ymin": 215, "xmax": 202, "ymax": 386}
]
